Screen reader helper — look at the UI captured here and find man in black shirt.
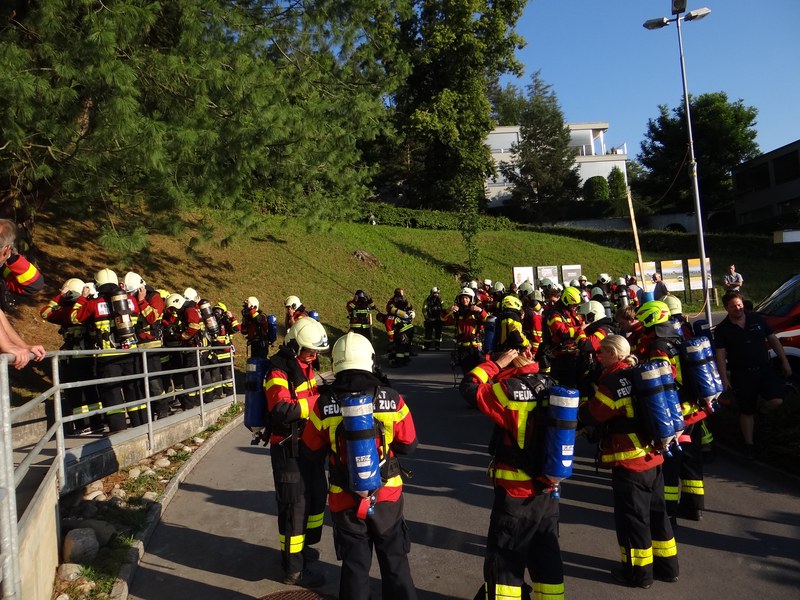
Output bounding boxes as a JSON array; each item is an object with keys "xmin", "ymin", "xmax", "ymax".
[{"xmin": 714, "ymin": 291, "xmax": 791, "ymax": 459}]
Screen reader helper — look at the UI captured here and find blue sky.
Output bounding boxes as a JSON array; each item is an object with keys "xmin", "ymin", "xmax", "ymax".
[{"xmin": 504, "ymin": 0, "xmax": 800, "ymax": 158}]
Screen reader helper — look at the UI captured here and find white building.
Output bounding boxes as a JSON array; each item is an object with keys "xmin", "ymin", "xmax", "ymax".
[{"xmin": 486, "ymin": 122, "xmax": 628, "ymax": 208}]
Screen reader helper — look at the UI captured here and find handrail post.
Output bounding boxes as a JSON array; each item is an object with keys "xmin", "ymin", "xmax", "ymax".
[
  {"xmin": 0, "ymin": 355, "xmax": 21, "ymax": 599},
  {"xmin": 142, "ymin": 349, "xmax": 154, "ymax": 451},
  {"xmin": 52, "ymin": 355, "xmax": 66, "ymax": 492}
]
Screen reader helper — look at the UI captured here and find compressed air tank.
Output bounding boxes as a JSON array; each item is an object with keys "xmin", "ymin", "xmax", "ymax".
[
  {"xmin": 340, "ymin": 393, "xmax": 381, "ymax": 492},
  {"xmin": 543, "ymin": 386, "xmax": 580, "ymax": 497}
]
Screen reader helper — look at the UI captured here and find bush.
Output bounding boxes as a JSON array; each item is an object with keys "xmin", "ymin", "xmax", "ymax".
[
  {"xmin": 364, "ymin": 202, "xmax": 517, "ymax": 232},
  {"xmin": 583, "ymin": 176, "xmax": 609, "ymax": 201}
]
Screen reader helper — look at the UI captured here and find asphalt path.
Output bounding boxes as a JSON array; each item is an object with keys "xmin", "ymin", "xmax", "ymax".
[{"xmin": 129, "ymin": 350, "xmax": 800, "ymax": 599}]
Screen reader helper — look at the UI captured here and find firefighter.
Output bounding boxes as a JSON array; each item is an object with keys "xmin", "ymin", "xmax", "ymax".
[
  {"xmin": 476, "ymin": 279, "xmax": 492, "ymax": 308},
  {"xmin": 635, "ymin": 301, "xmax": 708, "ymax": 523},
  {"xmin": 385, "ymin": 288, "xmax": 415, "ymax": 366},
  {"xmin": 284, "ymin": 295, "xmax": 308, "ymax": 330},
  {"xmin": 40, "ymin": 277, "xmax": 102, "ymax": 434},
  {"xmin": 544, "ymin": 286, "xmax": 586, "ymax": 388},
  {"xmin": 346, "ymin": 290, "xmax": 375, "ymax": 341},
  {"xmin": 422, "ymin": 287, "xmax": 444, "ymax": 350},
  {"xmin": 180, "ymin": 287, "xmax": 212, "ymax": 407},
  {"xmin": 301, "ymin": 332, "xmax": 419, "ymax": 600},
  {"xmin": 210, "ymin": 302, "xmax": 239, "ymax": 399},
  {"xmin": 264, "ymin": 317, "xmax": 330, "ymax": 587},
  {"xmin": 0, "ymin": 218, "xmax": 44, "ymax": 312},
  {"xmin": 577, "ymin": 300, "xmax": 619, "ymax": 395},
  {"xmin": 579, "ymin": 335, "xmax": 679, "ymax": 588},
  {"xmin": 442, "ymin": 287, "xmax": 487, "ymax": 374},
  {"xmin": 124, "ymin": 271, "xmax": 169, "ymax": 419},
  {"xmin": 518, "ymin": 282, "xmax": 544, "ymax": 358},
  {"xmin": 460, "ymin": 346, "xmax": 565, "ymax": 600},
  {"xmin": 495, "ymin": 294, "xmax": 531, "ymax": 352},
  {"xmin": 242, "ymin": 296, "xmax": 271, "ymax": 359},
  {"xmin": 161, "ymin": 293, "xmax": 187, "ymax": 407},
  {"xmin": 71, "ymin": 268, "xmax": 143, "ymax": 432}
]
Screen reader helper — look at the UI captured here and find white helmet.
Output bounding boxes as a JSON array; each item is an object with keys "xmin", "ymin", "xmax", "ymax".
[
  {"xmin": 483, "ymin": 278, "xmax": 492, "ymax": 287},
  {"xmin": 598, "ymin": 273, "xmax": 612, "ymax": 285},
  {"xmin": 84, "ymin": 282, "xmax": 97, "ymax": 298},
  {"xmin": 166, "ymin": 293, "xmax": 185, "ymax": 310},
  {"xmin": 458, "ymin": 287, "xmax": 475, "ymax": 300},
  {"xmin": 617, "ymin": 277, "xmax": 627, "ymax": 287},
  {"xmin": 552, "ymin": 283, "xmax": 564, "ymax": 293},
  {"xmin": 183, "ymin": 287, "xmax": 198, "ymax": 301},
  {"xmin": 62, "ymin": 278, "xmax": 85, "ymax": 301},
  {"xmin": 469, "ymin": 280, "xmax": 478, "ymax": 290},
  {"xmin": 578, "ymin": 300, "xmax": 606, "ymax": 323},
  {"xmin": 431, "ymin": 286, "xmax": 440, "ymax": 294},
  {"xmin": 246, "ymin": 296, "xmax": 259, "ymax": 310},
  {"xmin": 332, "ymin": 331, "xmax": 375, "ymax": 374},
  {"xmin": 124, "ymin": 271, "xmax": 146, "ymax": 291},
  {"xmin": 287, "ymin": 317, "xmax": 329, "ymax": 353},
  {"xmin": 518, "ymin": 281, "xmax": 534, "ymax": 297},
  {"xmin": 569, "ymin": 279, "xmax": 580, "ymax": 288},
  {"xmin": 284, "ymin": 295, "xmax": 302, "ymax": 310},
  {"xmin": 95, "ymin": 268, "xmax": 118, "ymax": 287},
  {"xmin": 492, "ymin": 281, "xmax": 505, "ymax": 293}
]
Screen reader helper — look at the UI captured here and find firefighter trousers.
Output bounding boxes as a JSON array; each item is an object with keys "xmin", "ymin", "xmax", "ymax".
[
  {"xmin": 270, "ymin": 444, "xmax": 327, "ymax": 576},
  {"xmin": 476, "ymin": 487, "xmax": 564, "ymax": 600},
  {"xmin": 663, "ymin": 423, "xmax": 705, "ymax": 517},
  {"xmin": 332, "ymin": 496, "xmax": 417, "ymax": 600},
  {"xmin": 611, "ymin": 465, "xmax": 679, "ymax": 587}
]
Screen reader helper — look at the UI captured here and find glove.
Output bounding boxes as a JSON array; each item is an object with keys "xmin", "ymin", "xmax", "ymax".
[{"xmin": 407, "ymin": 310, "xmax": 416, "ymax": 320}]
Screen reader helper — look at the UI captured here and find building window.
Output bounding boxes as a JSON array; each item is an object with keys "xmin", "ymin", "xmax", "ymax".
[{"xmin": 773, "ymin": 150, "xmax": 800, "ymax": 185}]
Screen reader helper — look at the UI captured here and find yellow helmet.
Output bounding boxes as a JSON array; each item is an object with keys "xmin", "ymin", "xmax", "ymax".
[
  {"xmin": 214, "ymin": 301, "xmax": 228, "ymax": 312},
  {"xmin": 561, "ymin": 286, "xmax": 582, "ymax": 307},
  {"xmin": 661, "ymin": 295, "xmax": 682, "ymax": 316},
  {"xmin": 501, "ymin": 295, "xmax": 523, "ymax": 312},
  {"xmin": 637, "ymin": 301, "xmax": 671, "ymax": 327}
]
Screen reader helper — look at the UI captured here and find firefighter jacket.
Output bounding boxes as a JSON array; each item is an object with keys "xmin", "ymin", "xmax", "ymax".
[
  {"xmin": 134, "ymin": 288, "xmax": 165, "ymax": 348},
  {"xmin": 346, "ymin": 299, "xmax": 374, "ymax": 330},
  {"xmin": 41, "ymin": 294, "xmax": 87, "ymax": 350},
  {"xmin": 422, "ymin": 294, "xmax": 444, "ymax": 323},
  {"xmin": 264, "ymin": 346, "xmax": 320, "ymax": 447},
  {"xmin": 476, "ymin": 289, "xmax": 491, "ymax": 309},
  {"xmin": 302, "ymin": 370, "xmax": 417, "ymax": 512},
  {"xmin": 212, "ymin": 313, "xmax": 240, "ymax": 346},
  {"xmin": 546, "ymin": 304, "xmax": 585, "ymax": 356},
  {"xmin": 443, "ymin": 305, "xmax": 487, "ymax": 348},
  {"xmin": 522, "ymin": 304, "xmax": 544, "ymax": 355},
  {"xmin": 71, "ymin": 284, "xmax": 139, "ymax": 352},
  {"xmin": 579, "ymin": 318, "xmax": 617, "ymax": 354},
  {"xmin": 180, "ymin": 301, "xmax": 207, "ymax": 347},
  {"xmin": 242, "ymin": 307, "xmax": 269, "ymax": 343},
  {"xmin": 387, "ymin": 302, "xmax": 414, "ymax": 334},
  {"xmin": 497, "ymin": 309, "xmax": 531, "ymax": 351},
  {"xmin": 579, "ymin": 362, "xmax": 664, "ymax": 472},
  {"xmin": 161, "ymin": 309, "xmax": 184, "ymax": 348},
  {"xmin": 2, "ymin": 252, "xmax": 44, "ymax": 297},
  {"xmin": 460, "ymin": 360, "xmax": 553, "ymax": 498},
  {"xmin": 637, "ymin": 324, "xmax": 707, "ymax": 427}
]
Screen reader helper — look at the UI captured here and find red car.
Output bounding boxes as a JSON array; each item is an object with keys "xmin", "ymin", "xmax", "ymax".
[{"xmin": 754, "ymin": 274, "xmax": 800, "ymax": 390}]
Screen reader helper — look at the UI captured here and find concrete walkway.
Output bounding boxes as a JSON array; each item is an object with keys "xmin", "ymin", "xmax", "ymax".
[{"xmin": 128, "ymin": 351, "xmax": 800, "ymax": 599}]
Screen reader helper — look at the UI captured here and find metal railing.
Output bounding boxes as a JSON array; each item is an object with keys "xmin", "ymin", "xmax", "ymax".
[{"xmin": 0, "ymin": 345, "xmax": 237, "ymax": 600}]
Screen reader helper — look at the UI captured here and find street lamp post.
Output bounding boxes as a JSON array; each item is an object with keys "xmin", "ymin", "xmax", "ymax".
[{"xmin": 644, "ymin": 5, "xmax": 714, "ymax": 328}]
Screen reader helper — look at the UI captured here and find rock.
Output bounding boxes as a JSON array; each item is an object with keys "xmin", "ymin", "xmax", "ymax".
[
  {"xmin": 192, "ymin": 436, "xmax": 204, "ymax": 445},
  {"xmin": 85, "ymin": 481, "xmax": 103, "ymax": 494},
  {"xmin": 84, "ymin": 489, "xmax": 105, "ymax": 502},
  {"xmin": 79, "ymin": 519, "xmax": 117, "ymax": 546},
  {"xmin": 142, "ymin": 468, "xmax": 156, "ymax": 477},
  {"xmin": 57, "ymin": 563, "xmax": 83, "ymax": 581},
  {"xmin": 63, "ymin": 528, "xmax": 99, "ymax": 564},
  {"xmin": 181, "ymin": 445, "xmax": 193, "ymax": 453},
  {"xmin": 138, "ymin": 458, "xmax": 151, "ymax": 466},
  {"xmin": 154, "ymin": 457, "xmax": 171, "ymax": 468},
  {"xmin": 128, "ymin": 468, "xmax": 141, "ymax": 480},
  {"xmin": 142, "ymin": 491, "xmax": 159, "ymax": 503},
  {"xmin": 111, "ymin": 488, "xmax": 127, "ymax": 500},
  {"xmin": 166, "ymin": 448, "xmax": 176, "ymax": 457}
]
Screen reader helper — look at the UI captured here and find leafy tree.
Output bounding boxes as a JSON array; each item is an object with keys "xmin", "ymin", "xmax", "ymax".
[
  {"xmin": 606, "ymin": 166, "xmax": 628, "ymax": 217},
  {"xmin": 488, "ymin": 81, "xmax": 526, "ymax": 126},
  {"xmin": 374, "ymin": 0, "xmax": 527, "ymax": 211},
  {"xmin": 635, "ymin": 91, "xmax": 759, "ymax": 215},
  {"xmin": 499, "ymin": 72, "xmax": 580, "ymax": 222},
  {"xmin": 0, "ymin": 0, "xmax": 405, "ymax": 244},
  {"xmin": 583, "ymin": 176, "xmax": 609, "ymax": 202}
]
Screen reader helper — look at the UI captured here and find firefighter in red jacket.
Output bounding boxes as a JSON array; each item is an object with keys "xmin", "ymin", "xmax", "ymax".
[
  {"xmin": 635, "ymin": 301, "xmax": 707, "ymax": 522},
  {"xmin": 242, "ymin": 296, "xmax": 271, "ymax": 358},
  {"xmin": 460, "ymin": 347, "xmax": 564, "ymax": 600},
  {"xmin": 40, "ymin": 277, "xmax": 102, "ymax": 434},
  {"xmin": 209, "ymin": 301, "xmax": 239, "ymax": 399},
  {"xmin": 264, "ymin": 317, "xmax": 330, "ymax": 587},
  {"xmin": 0, "ymin": 218, "xmax": 44, "ymax": 311},
  {"xmin": 180, "ymin": 287, "xmax": 211, "ymax": 407},
  {"xmin": 578, "ymin": 334, "xmax": 679, "ymax": 589},
  {"xmin": 71, "ymin": 268, "xmax": 143, "ymax": 432},
  {"xmin": 346, "ymin": 290, "xmax": 375, "ymax": 341},
  {"xmin": 442, "ymin": 287, "xmax": 487, "ymax": 374},
  {"xmin": 302, "ymin": 332, "xmax": 419, "ymax": 600},
  {"xmin": 545, "ymin": 286, "xmax": 586, "ymax": 388},
  {"xmin": 284, "ymin": 294, "xmax": 309, "ymax": 330}
]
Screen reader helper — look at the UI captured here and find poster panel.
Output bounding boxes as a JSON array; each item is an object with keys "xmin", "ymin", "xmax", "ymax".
[
  {"xmin": 634, "ymin": 261, "xmax": 657, "ymax": 293},
  {"xmin": 513, "ymin": 266, "xmax": 535, "ymax": 288},
  {"xmin": 688, "ymin": 258, "xmax": 712, "ymax": 291},
  {"xmin": 561, "ymin": 264, "xmax": 582, "ymax": 284},
  {"xmin": 537, "ymin": 266, "xmax": 559, "ymax": 285},
  {"xmin": 660, "ymin": 259, "xmax": 685, "ymax": 292}
]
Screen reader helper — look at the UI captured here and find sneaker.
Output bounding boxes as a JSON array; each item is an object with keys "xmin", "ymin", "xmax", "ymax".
[
  {"xmin": 610, "ymin": 566, "xmax": 652, "ymax": 589},
  {"xmin": 302, "ymin": 546, "xmax": 320, "ymax": 562},
  {"xmin": 283, "ymin": 569, "xmax": 326, "ymax": 588}
]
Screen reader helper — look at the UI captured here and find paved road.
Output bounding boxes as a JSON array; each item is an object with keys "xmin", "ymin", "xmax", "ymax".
[{"xmin": 129, "ymin": 351, "xmax": 800, "ymax": 599}]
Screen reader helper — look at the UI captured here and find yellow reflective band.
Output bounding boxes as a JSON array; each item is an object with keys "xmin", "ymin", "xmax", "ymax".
[
  {"xmin": 653, "ymin": 537, "xmax": 678, "ymax": 557},
  {"xmin": 127, "ymin": 404, "xmax": 147, "ymax": 412},
  {"xmin": 16, "ymin": 263, "xmax": 38, "ymax": 284},
  {"xmin": 490, "ymin": 467, "xmax": 532, "ymax": 482},
  {"xmin": 384, "ymin": 474, "xmax": 403, "ymax": 488},
  {"xmin": 493, "ymin": 583, "xmax": 522, "ymax": 600},
  {"xmin": 664, "ymin": 485, "xmax": 680, "ymax": 501},
  {"xmin": 595, "ymin": 388, "xmax": 634, "ymax": 416},
  {"xmin": 622, "ymin": 546, "xmax": 653, "ymax": 567},
  {"xmin": 681, "ymin": 479, "xmax": 705, "ymax": 495},
  {"xmin": 600, "ymin": 434, "xmax": 648, "ymax": 463},
  {"xmin": 295, "ymin": 379, "xmax": 315, "ymax": 392},
  {"xmin": 299, "ymin": 397, "xmax": 309, "ymax": 419},
  {"xmin": 470, "ymin": 365, "xmax": 490, "ymax": 383},
  {"xmin": 72, "ymin": 406, "xmax": 89, "ymax": 415},
  {"xmin": 107, "ymin": 408, "xmax": 127, "ymax": 415},
  {"xmin": 264, "ymin": 376, "xmax": 288, "ymax": 391},
  {"xmin": 279, "ymin": 533, "xmax": 305, "ymax": 553},
  {"xmin": 307, "ymin": 512, "xmax": 324, "ymax": 529},
  {"xmin": 533, "ymin": 581, "xmax": 564, "ymax": 599}
]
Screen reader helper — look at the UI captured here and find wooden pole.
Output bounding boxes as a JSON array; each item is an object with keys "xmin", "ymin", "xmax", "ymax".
[{"xmin": 626, "ymin": 187, "xmax": 647, "ymax": 291}]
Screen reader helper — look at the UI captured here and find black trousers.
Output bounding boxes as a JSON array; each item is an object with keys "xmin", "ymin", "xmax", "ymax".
[
  {"xmin": 476, "ymin": 488, "xmax": 564, "ymax": 600},
  {"xmin": 97, "ymin": 354, "xmax": 138, "ymax": 432},
  {"xmin": 423, "ymin": 320, "xmax": 442, "ymax": 349},
  {"xmin": 662, "ymin": 423, "xmax": 705, "ymax": 516},
  {"xmin": 332, "ymin": 497, "xmax": 417, "ymax": 600},
  {"xmin": 612, "ymin": 465, "xmax": 679, "ymax": 587},
  {"xmin": 270, "ymin": 443, "xmax": 327, "ymax": 575}
]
